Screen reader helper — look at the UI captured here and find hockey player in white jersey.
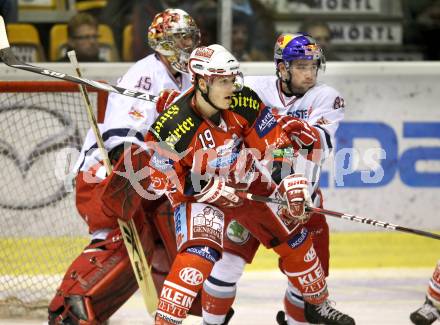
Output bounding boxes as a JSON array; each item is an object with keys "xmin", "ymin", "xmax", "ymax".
[
  {"xmin": 103, "ymin": 8, "xmax": 199, "ymax": 139},
  {"xmin": 201, "ymin": 34, "xmax": 354, "ymax": 325},
  {"xmin": 48, "ymin": 9, "xmax": 200, "ymax": 324}
]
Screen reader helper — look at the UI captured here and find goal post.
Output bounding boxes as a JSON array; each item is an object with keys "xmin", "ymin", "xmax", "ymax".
[{"xmin": 0, "ymin": 81, "xmax": 108, "ymax": 318}]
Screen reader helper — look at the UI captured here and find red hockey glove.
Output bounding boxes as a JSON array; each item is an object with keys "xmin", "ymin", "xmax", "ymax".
[
  {"xmin": 277, "ymin": 116, "xmax": 317, "ymax": 149},
  {"xmin": 156, "ymin": 89, "xmax": 180, "ymax": 113},
  {"xmin": 194, "ymin": 177, "xmax": 244, "ymax": 208},
  {"xmin": 277, "ymin": 174, "xmax": 312, "ymax": 223}
]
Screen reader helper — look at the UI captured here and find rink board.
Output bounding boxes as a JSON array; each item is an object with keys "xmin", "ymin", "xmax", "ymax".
[{"xmin": 1, "ymin": 231, "xmax": 438, "ymax": 276}]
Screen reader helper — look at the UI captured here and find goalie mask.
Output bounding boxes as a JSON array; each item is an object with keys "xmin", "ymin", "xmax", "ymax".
[{"xmin": 148, "ymin": 8, "xmax": 201, "ymax": 73}]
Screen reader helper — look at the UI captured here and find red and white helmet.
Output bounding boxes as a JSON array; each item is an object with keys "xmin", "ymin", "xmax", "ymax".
[
  {"xmin": 148, "ymin": 8, "xmax": 200, "ymax": 73},
  {"xmin": 188, "ymin": 44, "xmax": 243, "ymax": 90}
]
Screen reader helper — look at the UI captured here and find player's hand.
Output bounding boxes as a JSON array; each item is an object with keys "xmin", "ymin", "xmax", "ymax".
[
  {"xmin": 194, "ymin": 177, "xmax": 243, "ymax": 208},
  {"xmin": 277, "ymin": 116, "xmax": 317, "ymax": 149},
  {"xmin": 156, "ymin": 89, "xmax": 180, "ymax": 113},
  {"xmin": 277, "ymin": 174, "xmax": 312, "ymax": 223}
]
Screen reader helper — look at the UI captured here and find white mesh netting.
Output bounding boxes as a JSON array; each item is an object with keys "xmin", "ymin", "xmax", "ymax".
[{"xmin": 0, "ymin": 81, "xmax": 105, "ymax": 317}]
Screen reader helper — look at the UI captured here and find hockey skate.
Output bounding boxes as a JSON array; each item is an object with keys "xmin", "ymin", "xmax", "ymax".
[
  {"xmin": 410, "ymin": 298, "xmax": 440, "ymax": 325},
  {"xmin": 304, "ymin": 300, "xmax": 355, "ymax": 325}
]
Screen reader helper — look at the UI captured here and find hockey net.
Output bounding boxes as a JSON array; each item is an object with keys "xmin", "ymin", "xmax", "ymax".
[{"xmin": 0, "ymin": 81, "xmax": 108, "ymax": 318}]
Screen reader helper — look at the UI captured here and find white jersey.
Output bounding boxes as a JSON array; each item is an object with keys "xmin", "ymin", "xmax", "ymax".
[
  {"xmin": 74, "ymin": 53, "xmax": 192, "ymax": 173},
  {"xmin": 244, "ymin": 75, "xmax": 345, "ymax": 199}
]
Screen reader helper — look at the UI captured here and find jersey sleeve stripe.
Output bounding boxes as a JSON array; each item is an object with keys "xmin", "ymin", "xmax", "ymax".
[{"xmin": 314, "ymin": 125, "xmax": 333, "ymax": 150}]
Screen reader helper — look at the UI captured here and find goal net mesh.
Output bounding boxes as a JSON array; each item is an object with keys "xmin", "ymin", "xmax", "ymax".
[{"xmin": 0, "ymin": 81, "xmax": 107, "ymax": 318}]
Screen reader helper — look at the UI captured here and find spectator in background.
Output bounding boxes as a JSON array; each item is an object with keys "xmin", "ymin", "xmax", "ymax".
[
  {"xmin": 189, "ymin": 0, "xmax": 274, "ymax": 61},
  {"xmin": 402, "ymin": 0, "xmax": 440, "ymax": 60},
  {"xmin": 130, "ymin": 0, "xmax": 275, "ymax": 62},
  {"xmin": 0, "ymin": 0, "xmax": 18, "ymax": 23},
  {"xmin": 98, "ymin": 0, "xmax": 134, "ymax": 57},
  {"xmin": 58, "ymin": 13, "xmax": 103, "ymax": 62},
  {"xmin": 131, "ymin": 0, "xmax": 187, "ymax": 61},
  {"xmin": 299, "ymin": 20, "xmax": 341, "ymax": 61},
  {"xmin": 231, "ymin": 14, "xmax": 267, "ymax": 61}
]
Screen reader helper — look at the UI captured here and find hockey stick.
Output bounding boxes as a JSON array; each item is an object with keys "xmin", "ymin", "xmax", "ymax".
[
  {"xmin": 237, "ymin": 192, "xmax": 440, "ymax": 240},
  {"xmin": 0, "ymin": 16, "xmax": 156, "ymax": 103},
  {"xmin": 67, "ymin": 50, "xmax": 158, "ymax": 315}
]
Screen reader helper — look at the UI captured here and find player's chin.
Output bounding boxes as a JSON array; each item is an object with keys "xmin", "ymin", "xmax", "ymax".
[{"xmin": 222, "ymin": 96, "xmax": 233, "ymax": 109}]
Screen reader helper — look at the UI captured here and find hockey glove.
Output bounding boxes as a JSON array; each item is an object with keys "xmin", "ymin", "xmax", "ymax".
[
  {"xmin": 156, "ymin": 89, "xmax": 180, "ymax": 113},
  {"xmin": 277, "ymin": 116, "xmax": 317, "ymax": 149},
  {"xmin": 194, "ymin": 177, "xmax": 243, "ymax": 208},
  {"xmin": 277, "ymin": 174, "xmax": 312, "ymax": 223}
]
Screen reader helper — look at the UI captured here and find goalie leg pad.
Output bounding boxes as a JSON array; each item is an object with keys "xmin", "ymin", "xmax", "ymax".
[
  {"xmin": 76, "ymin": 171, "xmax": 119, "ymax": 234},
  {"xmin": 152, "ymin": 200, "xmax": 178, "ymax": 261},
  {"xmin": 48, "ymin": 213, "xmax": 156, "ymax": 324}
]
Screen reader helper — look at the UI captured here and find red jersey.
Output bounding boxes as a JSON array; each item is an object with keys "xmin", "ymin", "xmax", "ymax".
[{"xmin": 146, "ymin": 85, "xmax": 321, "ymax": 208}]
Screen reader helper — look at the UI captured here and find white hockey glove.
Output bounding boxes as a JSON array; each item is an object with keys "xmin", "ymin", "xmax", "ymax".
[
  {"xmin": 277, "ymin": 174, "xmax": 312, "ymax": 224},
  {"xmin": 194, "ymin": 177, "xmax": 243, "ymax": 208}
]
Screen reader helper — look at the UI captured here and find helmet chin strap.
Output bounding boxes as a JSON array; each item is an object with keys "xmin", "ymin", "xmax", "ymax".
[{"xmin": 281, "ymin": 70, "xmax": 295, "ymax": 97}]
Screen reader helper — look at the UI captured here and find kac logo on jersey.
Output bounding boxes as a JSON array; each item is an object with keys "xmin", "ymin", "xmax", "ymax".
[
  {"xmin": 304, "ymin": 247, "xmax": 317, "ymax": 262},
  {"xmin": 256, "ymin": 107, "xmax": 276, "ymax": 138},
  {"xmin": 179, "ymin": 267, "xmax": 204, "ymax": 286}
]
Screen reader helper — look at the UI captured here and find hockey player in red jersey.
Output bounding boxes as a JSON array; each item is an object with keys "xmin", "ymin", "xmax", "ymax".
[
  {"xmin": 410, "ymin": 260, "xmax": 440, "ymax": 325},
  {"xmin": 201, "ymin": 34, "xmax": 353, "ymax": 325},
  {"xmin": 142, "ymin": 43, "xmax": 354, "ymax": 325},
  {"xmin": 47, "ymin": 9, "xmax": 200, "ymax": 324}
]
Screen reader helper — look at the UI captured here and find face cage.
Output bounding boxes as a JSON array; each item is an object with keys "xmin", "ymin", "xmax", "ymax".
[
  {"xmin": 163, "ymin": 30, "xmax": 201, "ymax": 73},
  {"xmin": 204, "ymin": 72, "xmax": 244, "ymax": 93}
]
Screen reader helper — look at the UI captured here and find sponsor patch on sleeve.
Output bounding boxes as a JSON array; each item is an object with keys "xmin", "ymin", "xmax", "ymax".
[
  {"xmin": 287, "ymin": 227, "xmax": 308, "ymax": 249},
  {"xmin": 255, "ymin": 107, "xmax": 277, "ymax": 138}
]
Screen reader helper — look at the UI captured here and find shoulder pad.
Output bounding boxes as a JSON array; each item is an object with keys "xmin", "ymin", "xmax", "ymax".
[
  {"xmin": 230, "ymin": 86, "xmax": 263, "ymax": 125},
  {"xmin": 150, "ymin": 95, "xmax": 202, "ymax": 154}
]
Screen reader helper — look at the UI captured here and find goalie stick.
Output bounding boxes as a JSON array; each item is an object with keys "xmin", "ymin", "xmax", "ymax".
[
  {"xmin": 236, "ymin": 191, "xmax": 440, "ymax": 241},
  {"xmin": 0, "ymin": 16, "xmax": 156, "ymax": 103},
  {"xmin": 67, "ymin": 50, "xmax": 158, "ymax": 315}
]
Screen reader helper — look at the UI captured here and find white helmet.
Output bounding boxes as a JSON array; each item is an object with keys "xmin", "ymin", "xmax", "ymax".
[
  {"xmin": 188, "ymin": 44, "xmax": 243, "ymax": 91},
  {"xmin": 189, "ymin": 44, "xmax": 240, "ymax": 77},
  {"xmin": 148, "ymin": 8, "xmax": 200, "ymax": 73}
]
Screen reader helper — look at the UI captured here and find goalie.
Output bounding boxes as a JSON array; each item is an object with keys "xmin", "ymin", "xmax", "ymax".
[{"xmin": 48, "ymin": 8, "xmax": 200, "ymax": 324}]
